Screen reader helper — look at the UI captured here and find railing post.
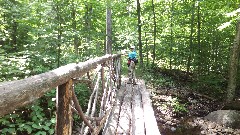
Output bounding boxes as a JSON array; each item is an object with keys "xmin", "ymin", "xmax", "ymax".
[
  {"xmin": 56, "ymin": 79, "xmax": 73, "ymax": 135},
  {"xmin": 117, "ymin": 56, "xmax": 121, "ymax": 89}
]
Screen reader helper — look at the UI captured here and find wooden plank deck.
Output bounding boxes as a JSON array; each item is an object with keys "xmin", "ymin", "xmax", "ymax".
[{"xmin": 103, "ymin": 79, "xmax": 161, "ymax": 135}]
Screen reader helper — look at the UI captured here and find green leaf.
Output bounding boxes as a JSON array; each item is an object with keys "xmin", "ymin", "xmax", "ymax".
[
  {"xmin": 49, "ymin": 129, "xmax": 54, "ymax": 135},
  {"xmin": 32, "ymin": 115, "xmax": 37, "ymax": 121},
  {"xmin": 6, "ymin": 128, "xmax": 16, "ymax": 134},
  {"xmin": 45, "ymin": 122, "xmax": 51, "ymax": 127},
  {"xmin": 25, "ymin": 125, "xmax": 33, "ymax": 134},
  {"xmin": 36, "ymin": 131, "xmax": 47, "ymax": 135},
  {"xmin": 50, "ymin": 118, "xmax": 56, "ymax": 124},
  {"xmin": 43, "ymin": 125, "xmax": 50, "ymax": 130},
  {"xmin": 32, "ymin": 123, "xmax": 41, "ymax": 129}
]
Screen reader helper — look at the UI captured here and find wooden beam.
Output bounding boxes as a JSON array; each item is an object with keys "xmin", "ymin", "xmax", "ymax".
[
  {"xmin": 140, "ymin": 80, "xmax": 161, "ymax": 135},
  {"xmin": 116, "ymin": 83, "xmax": 133, "ymax": 134},
  {"xmin": 132, "ymin": 85, "xmax": 145, "ymax": 135},
  {"xmin": 56, "ymin": 79, "xmax": 73, "ymax": 135},
  {"xmin": 0, "ymin": 54, "xmax": 121, "ymax": 117},
  {"xmin": 102, "ymin": 83, "xmax": 126, "ymax": 135}
]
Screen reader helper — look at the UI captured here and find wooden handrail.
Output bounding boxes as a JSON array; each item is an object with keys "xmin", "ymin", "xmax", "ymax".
[{"xmin": 0, "ymin": 54, "xmax": 121, "ymax": 117}]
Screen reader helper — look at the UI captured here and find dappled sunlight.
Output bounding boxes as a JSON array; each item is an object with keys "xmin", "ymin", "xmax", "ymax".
[{"xmin": 218, "ymin": 21, "xmax": 232, "ymax": 31}]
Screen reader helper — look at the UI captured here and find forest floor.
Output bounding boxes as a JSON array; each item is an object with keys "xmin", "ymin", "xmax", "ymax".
[{"xmin": 148, "ymin": 69, "xmax": 240, "ymax": 135}]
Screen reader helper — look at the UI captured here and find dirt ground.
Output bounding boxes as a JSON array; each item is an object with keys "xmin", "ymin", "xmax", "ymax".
[{"xmin": 150, "ymin": 85, "xmax": 240, "ymax": 135}]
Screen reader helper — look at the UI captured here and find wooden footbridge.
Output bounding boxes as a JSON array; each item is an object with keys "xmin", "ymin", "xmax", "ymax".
[{"xmin": 0, "ymin": 54, "xmax": 160, "ymax": 135}]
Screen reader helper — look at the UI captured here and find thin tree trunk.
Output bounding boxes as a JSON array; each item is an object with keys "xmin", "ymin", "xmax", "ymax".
[
  {"xmin": 187, "ymin": 1, "xmax": 195, "ymax": 78},
  {"xmin": 197, "ymin": 1, "xmax": 201, "ymax": 73},
  {"xmin": 71, "ymin": 0, "xmax": 78, "ymax": 55},
  {"xmin": 57, "ymin": 4, "xmax": 62, "ymax": 68},
  {"xmin": 106, "ymin": 0, "xmax": 112, "ymax": 54},
  {"xmin": 84, "ymin": 3, "xmax": 92, "ymax": 56},
  {"xmin": 145, "ymin": 32, "xmax": 149, "ymax": 67},
  {"xmin": 169, "ymin": 0, "xmax": 174, "ymax": 70},
  {"xmin": 226, "ymin": 20, "xmax": 240, "ymax": 102},
  {"xmin": 137, "ymin": 0, "xmax": 143, "ymax": 67},
  {"xmin": 151, "ymin": 0, "xmax": 157, "ymax": 68},
  {"xmin": 11, "ymin": 21, "xmax": 17, "ymax": 52}
]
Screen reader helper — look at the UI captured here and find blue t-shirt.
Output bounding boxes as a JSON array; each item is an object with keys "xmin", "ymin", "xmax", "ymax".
[{"xmin": 128, "ymin": 50, "xmax": 137, "ymax": 59}]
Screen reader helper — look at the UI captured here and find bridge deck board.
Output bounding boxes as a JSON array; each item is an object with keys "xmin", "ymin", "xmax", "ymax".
[{"xmin": 103, "ymin": 79, "xmax": 161, "ymax": 135}]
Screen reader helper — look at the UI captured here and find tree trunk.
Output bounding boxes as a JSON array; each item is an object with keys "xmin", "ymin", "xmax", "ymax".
[
  {"xmin": 11, "ymin": 21, "xmax": 17, "ymax": 52},
  {"xmin": 106, "ymin": 0, "xmax": 112, "ymax": 54},
  {"xmin": 84, "ymin": 3, "xmax": 92, "ymax": 56},
  {"xmin": 145, "ymin": 32, "xmax": 149, "ymax": 67},
  {"xmin": 57, "ymin": 4, "xmax": 62, "ymax": 68},
  {"xmin": 169, "ymin": 0, "xmax": 174, "ymax": 70},
  {"xmin": 71, "ymin": 0, "xmax": 78, "ymax": 56},
  {"xmin": 137, "ymin": 0, "xmax": 143, "ymax": 67},
  {"xmin": 187, "ymin": 1, "xmax": 195, "ymax": 78},
  {"xmin": 226, "ymin": 20, "xmax": 240, "ymax": 102},
  {"xmin": 151, "ymin": 0, "xmax": 157, "ymax": 68},
  {"xmin": 197, "ymin": 1, "xmax": 201, "ymax": 73}
]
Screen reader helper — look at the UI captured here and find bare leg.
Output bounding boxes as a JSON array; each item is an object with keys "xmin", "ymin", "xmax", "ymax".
[
  {"xmin": 132, "ymin": 65, "xmax": 136, "ymax": 85},
  {"xmin": 127, "ymin": 63, "xmax": 132, "ymax": 84}
]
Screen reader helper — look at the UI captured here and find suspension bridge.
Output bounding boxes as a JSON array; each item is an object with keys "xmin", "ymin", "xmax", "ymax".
[{"xmin": 0, "ymin": 54, "xmax": 160, "ymax": 135}]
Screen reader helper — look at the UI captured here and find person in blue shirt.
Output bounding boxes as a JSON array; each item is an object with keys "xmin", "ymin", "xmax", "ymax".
[
  {"xmin": 128, "ymin": 46, "xmax": 137, "ymax": 60},
  {"xmin": 127, "ymin": 46, "xmax": 137, "ymax": 84}
]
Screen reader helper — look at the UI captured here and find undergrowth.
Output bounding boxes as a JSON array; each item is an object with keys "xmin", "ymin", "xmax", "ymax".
[{"xmin": 0, "ymin": 84, "xmax": 91, "ymax": 135}]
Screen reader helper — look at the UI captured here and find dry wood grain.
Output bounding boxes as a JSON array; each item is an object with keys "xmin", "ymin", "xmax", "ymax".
[
  {"xmin": 102, "ymin": 86, "xmax": 125, "ymax": 135},
  {"xmin": 116, "ymin": 83, "xmax": 133, "ymax": 134},
  {"xmin": 0, "ymin": 54, "xmax": 120, "ymax": 117},
  {"xmin": 140, "ymin": 80, "xmax": 161, "ymax": 135},
  {"xmin": 131, "ymin": 84, "xmax": 145, "ymax": 135}
]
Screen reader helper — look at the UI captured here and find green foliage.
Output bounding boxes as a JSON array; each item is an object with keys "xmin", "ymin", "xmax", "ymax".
[
  {"xmin": 191, "ymin": 73, "xmax": 227, "ymax": 100},
  {"xmin": 0, "ymin": 0, "xmax": 240, "ymax": 133},
  {"xmin": 141, "ymin": 68, "xmax": 175, "ymax": 88},
  {"xmin": 0, "ymin": 90, "xmax": 56, "ymax": 135},
  {"xmin": 170, "ymin": 97, "xmax": 188, "ymax": 113},
  {"xmin": 74, "ymin": 83, "xmax": 91, "ymax": 110}
]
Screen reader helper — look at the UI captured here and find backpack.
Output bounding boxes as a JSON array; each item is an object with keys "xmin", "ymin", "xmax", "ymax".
[
  {"xmin": 134, "ymin": 58, "xmax": 138, "ymax": 64},
  {"xmin": 127, "ymin": 58, "xmax": 138, "ymax": 67}
]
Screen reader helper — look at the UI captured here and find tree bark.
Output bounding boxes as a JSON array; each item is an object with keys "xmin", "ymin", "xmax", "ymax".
[
  {"xmin": 0, "ymin": 54, "xmax": 121, "ymax": 117},
  {"xmin": 169, "ymin": 0, "xmax": 174, "ymax": 70},
  {"xmin": 11, "ymin": 21, "xmax": 17, "ymax": 52},
  {"xmin": 137, "ymin": 0, "xmax": 143, "ymax": 67},
  {"xmin": 56, "ymin": 4, "xmax": 62, "ymax": 68},
  {"xmin": 84, "ymin": 3, "xmax": 92, "ymax": 56},
  {"xmin": 226, "ymin": 20, "xmax": 240, "ymax": 102},
  {"xmin": 71, "ymin": 0, "xmax": 79, "ymax": 56},
  {"xmin": 187, "ymin": 1, "xmax": 195, "ymax": 78},
  {"xmin": 56, "ymin": 80, "xmax": 73, "ymax": 135},
  {"xmin": 151, "ymin": 0, "xmax": 157, "ymax": 68},
  {"xmin": 145, "ymin": 32, "xmax": 149, "ymax": 67},
  {"xmin": 197, "ymin": 1, "xmax": 201, "ymax": 73},
  {"xmin": 106, "ymin": 0, "xmax": 112, "ymax": 54}
]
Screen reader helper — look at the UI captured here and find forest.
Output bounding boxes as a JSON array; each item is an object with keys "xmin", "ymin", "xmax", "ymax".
[{"xmin": 1, "ymin": 0, "xmax": 240, "ymax": 134}]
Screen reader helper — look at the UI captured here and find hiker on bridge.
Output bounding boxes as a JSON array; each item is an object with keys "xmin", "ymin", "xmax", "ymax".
[{"xmin": 127, "ymin": 46, "xmax": 138, "ymax": 85}]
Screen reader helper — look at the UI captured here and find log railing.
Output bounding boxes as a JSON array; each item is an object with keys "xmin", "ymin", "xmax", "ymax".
[{"xmin": 0, "ymin": 54, "xmax": 121, "ymax": 135}]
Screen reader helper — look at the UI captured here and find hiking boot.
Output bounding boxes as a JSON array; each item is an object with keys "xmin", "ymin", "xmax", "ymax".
[
  {"xmin": 127, "ymin": 81, "xmax": 132, "ymax": 84},
  {"xmin": 133, "ymin": 80, "xmax": 137, "ymax": 85}
]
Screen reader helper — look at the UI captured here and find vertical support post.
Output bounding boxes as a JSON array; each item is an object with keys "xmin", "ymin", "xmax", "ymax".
[
  {"xmin": 118, "ymin": 56, "xmax": 122, "ymax": 89},
  {"xmin": 101, "ymin": 63, "xmax": 105, "ymax": 95},
  {"xmin": 56, "ymin": 79, "xmax": 73, "ymax": 135},
  {"xmin": 109, "ymin": 58, "xmax": 113, "ymax": 104},
  {"xmin": 87, "ymin": 72, "xmax": 91, "ymax": 80},
  {"xmin": 100, "ymin": 63, "xmax": 106, "ymax": 116}
]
